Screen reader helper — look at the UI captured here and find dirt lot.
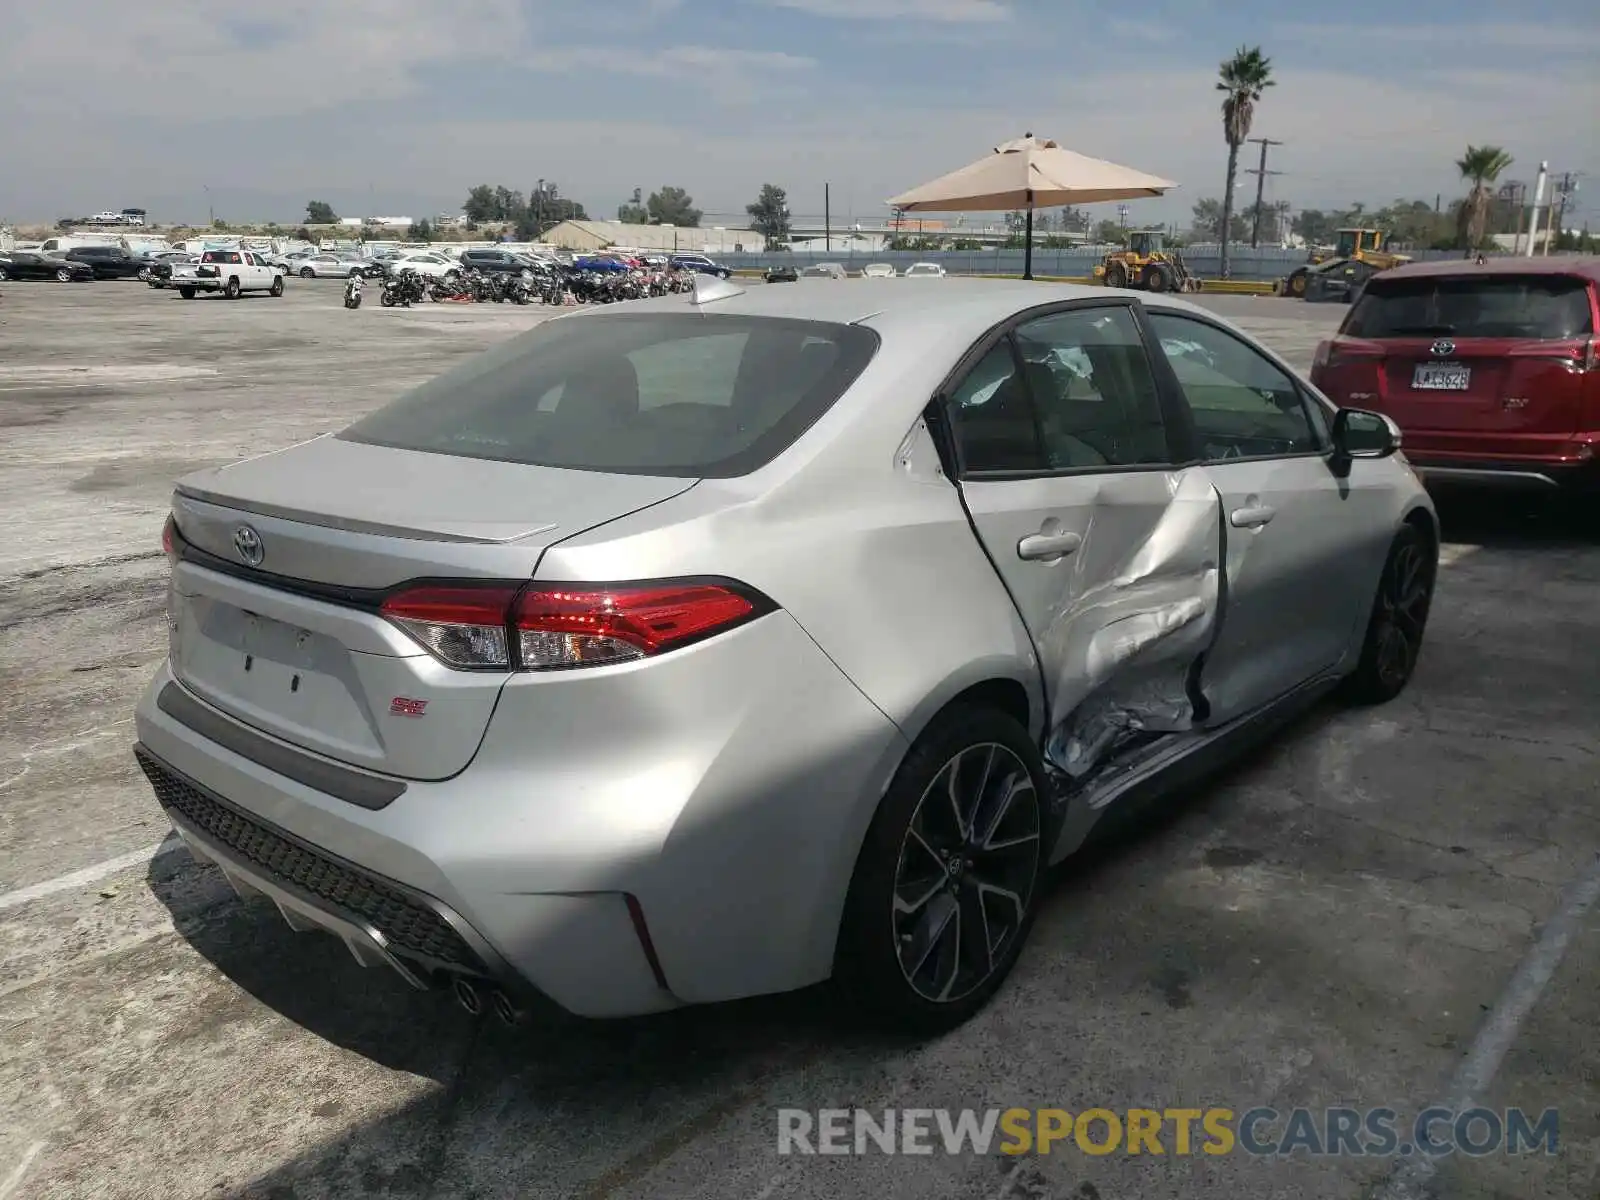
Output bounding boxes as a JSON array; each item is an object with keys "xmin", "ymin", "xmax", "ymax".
[{"xmin": 1, "ymin": 278, "xmax": 1596, "ymax": 1200}]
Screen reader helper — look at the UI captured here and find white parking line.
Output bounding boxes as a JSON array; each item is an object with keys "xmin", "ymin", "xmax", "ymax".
[
  {"xmin": 1369, "ymin": 851, "xmax": 1600, "ymax": 1199},
  {"xmin": 0, "ymin": 1142, "xmax": 46, "ymax": 1200},
  {"xmin": 0, "ymin": 837, "xmax": 180, "ymax": 913}
]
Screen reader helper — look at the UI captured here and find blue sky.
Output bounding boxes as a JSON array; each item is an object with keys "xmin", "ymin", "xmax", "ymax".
[{"xmin": 1, "ymin": 0, "xmax": 1595, "ymax": 229}]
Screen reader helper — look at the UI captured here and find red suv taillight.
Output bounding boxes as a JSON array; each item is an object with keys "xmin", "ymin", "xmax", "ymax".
[
  {"xmin": 379, "ymin": 581, "xmax": 768, "ymax": 672},
  {"xmin": 161, "ymin": 514, "xmax": 177, "ymax": 560}
]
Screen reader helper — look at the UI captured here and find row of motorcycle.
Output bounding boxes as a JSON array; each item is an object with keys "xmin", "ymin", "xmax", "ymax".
[{"xmin": 345, "ymin": 263, "xmax": 700, "ymax": 310}]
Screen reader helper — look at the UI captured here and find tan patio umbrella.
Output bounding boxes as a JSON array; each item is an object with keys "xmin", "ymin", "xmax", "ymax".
[{"xmin": 887, "ymin": 134, "xmax": 1178, "ymax": 279}]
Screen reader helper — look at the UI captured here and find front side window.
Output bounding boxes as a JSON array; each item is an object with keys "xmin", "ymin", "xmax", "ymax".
[
  {"xmin": 339, "ymin": 314, "xmax": 878, "ymax": 478},
  {"xmin": 1148, "ymin": 312, "xmax": 1321, "ymax": 460}
]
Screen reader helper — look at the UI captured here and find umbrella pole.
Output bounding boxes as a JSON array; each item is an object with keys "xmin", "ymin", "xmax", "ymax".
[{"xmin": 1023, "ymin": 192, "xmax": 1035, "ymax": 281}]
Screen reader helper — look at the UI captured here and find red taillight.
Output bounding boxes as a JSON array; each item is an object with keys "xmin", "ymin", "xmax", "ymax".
[
  {"xmin": 380, "ymin": 585, "xmax": 519, "ymax": 669},
  {"xmin": 514, "ymin": 583, "xmax": 758, "ymax": 670},
  {"xmin": 378, "ymin": 580, "xmax": 766, "ymax": 672},
  {"xmin": 161, "ymin": 515, "xmax": 176, "ymax": 559},
  {"xmin": 1313, "ymin": 340, "xmax": 1332, "ymax": 371}
]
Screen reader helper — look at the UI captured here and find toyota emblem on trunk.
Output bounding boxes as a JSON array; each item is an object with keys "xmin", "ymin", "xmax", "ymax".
[
  {"xmin": 233, "ymin": 525, "xmax": 264, "ymax": 566},
  {"xmin": 1430, "ymin": 339, "xmax": 1456, "ymax": 356}
]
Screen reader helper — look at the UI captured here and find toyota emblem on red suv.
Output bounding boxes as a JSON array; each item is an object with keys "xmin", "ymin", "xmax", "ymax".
[{"xmin": 1430, "ymin": 339, "xmax": 1456, "ymax": 356}]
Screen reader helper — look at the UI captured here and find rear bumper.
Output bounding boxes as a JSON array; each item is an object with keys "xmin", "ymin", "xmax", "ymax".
[
  {"xmin": 1408, "ymin": 445, "xmax": 1600, "ymax": 492},
  {"xmin": 132, "ymin": 611, "xmax": 908, "ymax": 1017}
]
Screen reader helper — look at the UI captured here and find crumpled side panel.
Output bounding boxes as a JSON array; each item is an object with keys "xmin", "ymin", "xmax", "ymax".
[{"xmin": 1041, "ymin": 469, "xmax": 1224, "ymax": 777}]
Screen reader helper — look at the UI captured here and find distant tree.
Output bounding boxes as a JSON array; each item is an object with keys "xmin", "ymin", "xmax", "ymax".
[
  {"xmin": 463, "ymin": 185, "xmax": 500, "ymax": 223},
  {"xmin": 305, "ymin": 200, "xmax": 338, "ymax": 224},
  {"xmin": 517, "ymin": 182, "xmax": 587, "ymax": 239},
  {"xmin": 1058, "ymin": 206, "xmax": 1090, "ymax": 233},
  {"xmin": 1093, "ymin": 219, "xmax": 1125, "ymax": 244},
  {"xmin": 1455, "ymin": 145, "xmax": 1514, "ymax": 251},
  {"xmin": 617, "ymin": 188, "xmax": 649, "ymax": 224},
  {"xmin": 1003, "ymin": 210, "xmax": 1027, "ymax": 235},
  {"xmin": 1291, "ymin": 208, "xmax": 1336, "ymax": 246},
  {"xmin": 1216, "ymin": 45, "xmax": 1275, "ymax": 278},
  {"xmin": 647, "ymin": 186, "xmax": 702, "ymax": 227},
  {"xmin": 1189, "ymin": 198, "xmax": 1249, "ymax": 242},
  {"xmin": 294, "ymin": 226, "xmax": 315, "ymax": 242},
  {"xmin": 408, "ymin": 218, "xmax": 434, "ymax": 241},
  {"xmin": 212, "ymin": 218, "xmax": 228, "ymax": 231},
  {"xmin": 745, "ymin": 183, "xmax": 791, "ymax": 248}
]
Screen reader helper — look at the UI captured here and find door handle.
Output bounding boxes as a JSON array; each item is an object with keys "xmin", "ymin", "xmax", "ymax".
[
  {"xmin": 1017, "ymin": 531, "xmax": 1083, "ymax": 561},
  {"xmin": 1230, "ymin": 505, "xmax": 1277, "ymax": 529}
]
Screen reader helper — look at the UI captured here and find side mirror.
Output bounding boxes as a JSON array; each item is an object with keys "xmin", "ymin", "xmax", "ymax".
[{"xmin": 1331, "ymin": 408, "xmax": 1401, "ymax": 465}]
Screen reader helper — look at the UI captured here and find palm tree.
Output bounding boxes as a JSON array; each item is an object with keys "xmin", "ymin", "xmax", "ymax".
[
  {"xmin": 1217, "ymin": 46, "xmax": 1274, "ymax": 279},
  {"xmin": 1455, "ymin": 145, "xmax": 1514, "ymax": 253}
]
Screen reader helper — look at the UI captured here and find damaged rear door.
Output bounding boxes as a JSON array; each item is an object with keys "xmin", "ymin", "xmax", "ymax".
[{"xmin": 945, "ymin": 299, "xmax": 1225, "ymax": 789}]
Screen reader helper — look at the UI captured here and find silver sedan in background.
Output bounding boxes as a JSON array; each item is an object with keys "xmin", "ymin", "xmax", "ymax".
[
  {"xmin": 134, "ymin": 278, "xmax": 1436, "ymax": 1034},
  {"xmin": 291, "ymin": 253, "xmax": 374, "ymax": 278}
]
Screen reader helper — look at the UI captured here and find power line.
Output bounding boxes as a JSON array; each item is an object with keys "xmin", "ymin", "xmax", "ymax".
[{"xmin": 1245, "ymin": 138, "xmax": 1284, "ymax": 246}]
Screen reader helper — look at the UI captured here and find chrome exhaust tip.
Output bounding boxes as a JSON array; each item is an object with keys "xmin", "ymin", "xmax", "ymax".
[
  {"xmin": 491, "ymin": 990, "xmax": 522, "ymax": 1027},
  {"xmin": 453, "ymin": 977, "xmax": 484, "ymax": 1017}
]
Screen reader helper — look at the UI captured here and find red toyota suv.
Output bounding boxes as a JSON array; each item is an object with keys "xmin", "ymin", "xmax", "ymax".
[{"xmin": 1311, "ymin": 258, "xmax": 1600, "ymax": 490}]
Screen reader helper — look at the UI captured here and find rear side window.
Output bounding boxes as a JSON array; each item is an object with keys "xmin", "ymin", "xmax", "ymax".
[
  {"xmin": 339, "ymin": 314, "xmax": 880, "ymax": 477},
  {"xmin": 1346, "ymin": 276, "xmax": 1594, "ymax": 339}
]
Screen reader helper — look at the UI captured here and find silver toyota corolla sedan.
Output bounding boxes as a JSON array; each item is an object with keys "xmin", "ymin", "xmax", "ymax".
[{"xmin": 133, "ymin": 276, "xmax": 1437, "ymax": 1033}]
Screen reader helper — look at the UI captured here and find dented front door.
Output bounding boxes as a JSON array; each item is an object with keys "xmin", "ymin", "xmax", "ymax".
[{"xmin": 948, "ymin": 301, "xmax": 1226, "ymax": 782}]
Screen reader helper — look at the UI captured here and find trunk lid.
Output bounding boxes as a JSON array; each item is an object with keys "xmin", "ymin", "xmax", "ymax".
[
  {"xmin": 1374, "ymin": 338, "xmax": 1589, "ymax": 441},
  {"xmin": 167, "ymin": 436, "xmax": 696, "ymax": 780}
]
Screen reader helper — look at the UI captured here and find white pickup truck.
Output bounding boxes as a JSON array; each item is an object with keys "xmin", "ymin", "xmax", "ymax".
[{"xmin": 177, "ymin": 248, "xmax": 285, "ymax": 299}]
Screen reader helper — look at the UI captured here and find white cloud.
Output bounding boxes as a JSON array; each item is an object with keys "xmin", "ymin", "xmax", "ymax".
[
  {"xmin": 0, "ymin": 0, "xmax": 528, "ymax": 120},
  {"xmin": 0, "ymin": 3, "xmax": 1593, "ymax": 227},
  {"xmin": 754, "ymin": 0, "xmax": 1011, "ymax": 20}
]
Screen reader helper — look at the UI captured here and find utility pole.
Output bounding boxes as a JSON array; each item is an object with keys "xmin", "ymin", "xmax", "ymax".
[
  {"xmin": 824, "ymin": 183, "xmax": 831, "ymax": 253},
  {"xmin": 1552, "ymin": 173, "xmax": 1578, "ymax": 251},
  {"xmin": 1525, "ymin": 163, "xmax": 1549, "ymax": 256},
  {"xmin": 1245, "ymin": 138, "xmax": 1284, "ymax": 248}
]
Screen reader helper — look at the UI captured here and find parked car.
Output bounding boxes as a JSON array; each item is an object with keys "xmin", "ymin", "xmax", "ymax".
[
  {"xmin": 292, "ymin": 253, "xmax": 371, "ymax": 279},
  {"xmin": 861, "ymin": 263, "xmax": 896, "ymax": 278},
  {"xmin": 1310, "ymin": 258, "xmax": 1600, "ymax": 492},
  {"xmin": 177, "ymin": 249, "xmax": 285, "ymax": 298},
  {"xmin": 0, "ymin": 251, "xmax": 95, "ymax": 282},
  {"xmin": 668, "ymin": 253, "xmax": 733, "ymax": 279},
  {"xmin": 375, "ymin": 252, "xmax": 462, "ymax": 280},
  {"xmin": 803, "ymin": 262, "xmax": 846, "ymax": 279},
  {"xmin": 141, "ymin": 252, "xmax": 199, "ymax": 285},
  {"xmin": 904, "ymin": 262, "xmax": 948, "ymax": 279},
  {"xmin": 764, "ymin": 264, "xmax": 799, "ymax": 284},
  {"xmin": 459, "ymin": 248, "xmax": 539, "ymax": 278},
  {"xmin": 136, "ymin": 279, "xmax": 1436, "ymax": 1034},
  {"xmin": 65, "ymin": 245, "xmax": 146, "ymax": 279}
]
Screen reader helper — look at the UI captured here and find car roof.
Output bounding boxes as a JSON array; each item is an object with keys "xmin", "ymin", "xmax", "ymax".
[
  {"xmin": 568, "ymin": 277, "xmax": 1216, "ymax": 335},
  {"xmin": 1375, "ymin": 256, "xmax": 1600, "ymax": 284}
]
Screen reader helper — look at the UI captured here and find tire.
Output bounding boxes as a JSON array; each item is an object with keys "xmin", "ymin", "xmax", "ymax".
[
  {"xmin": 835, "ymin": 705, "xmax": 1046, "ymax": 1034},
  {"xmin": 1287, "ymin": 271, "xmax": 1308, "ymax": 298},
  {"xmin": 224, "ymin": 277, "xmax": 241, "ymax": 299},
  {"xmin": 299, "ymin": 267, "xmax": 315, "ymax": 279},
  {"xmin": 56, "ymin": 268, "xmax": 72, "ymax": 283},
  {"xmin": 1104, "ymin": 262, "xmax": 1128, "ymax": 289},
  {"xmin": 269, "ymin": 276, "xmax": 284, "ymax": 297},
  {"xmin": 178, "ymin": 287, "xmax": 196, "ymax": 299},
  {"xmin": 1142, "ymin": 264, "xmax": 1172, "ymax": 293},
  {"xmin": 380, "ymin": 291, "xmax": 395, "ymax": 308},
  {"xmin": 1340, "ymin": 523, "xmax": 1436, "ymax": 705}
]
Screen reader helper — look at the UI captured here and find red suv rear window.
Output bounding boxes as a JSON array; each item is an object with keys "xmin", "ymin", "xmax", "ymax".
[{"xmin": 1345, "ymin": 275, "xmax": 1593, "ymax": 340}]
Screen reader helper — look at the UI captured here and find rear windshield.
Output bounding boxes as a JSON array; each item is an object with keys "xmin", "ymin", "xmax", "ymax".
[
  {"xmin": 338, "ymin": 313, "xmax": 880, "ymax": 478},
  {"xmin": 1345, "ymin": 275, "xmax": 1594, "ymax": 339}
]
